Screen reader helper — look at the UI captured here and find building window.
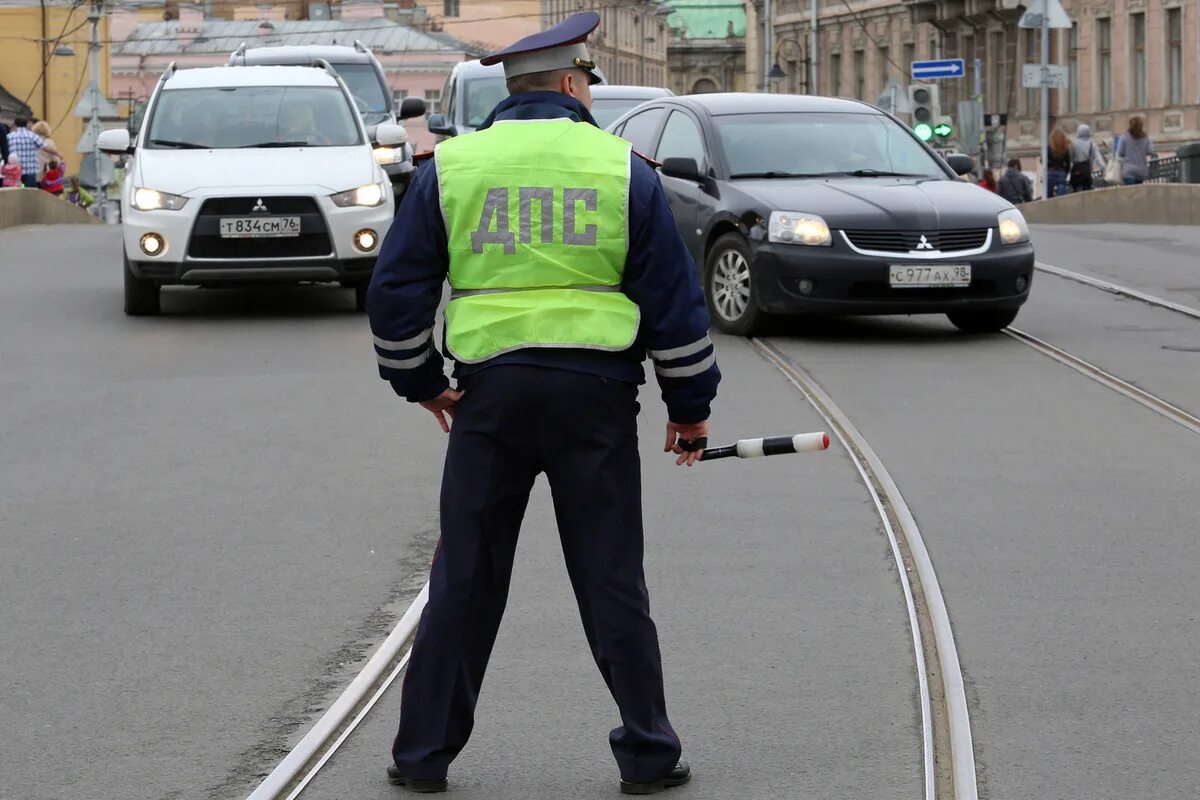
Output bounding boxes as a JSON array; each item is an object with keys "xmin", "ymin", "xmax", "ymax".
[
  {"xmin": 1167, "ymin": 7, "xmax": 1183, "ymax": 105},
  {"xmin": 1131, "ymin": 12, "xmax": 1146, "ymax": 107},
  {"xmin": 393, "ymin": 88, "xmax": 408, "ymax": 107},
  {"xmin": 852, "ymin": 50, "xmax": 865, "ymax": 99},
  {"xmin": 1067, "ymin": 24, "xmax": 1078, "ymax": 112},
  {"xmin": 443, "ymin": 0, "xmax": 459, "ymax": 16},
  {"xmin": 829, "ymin": 52, "xmax": 842, "ymax": 96},
  {"xmin": 903, "ymin": 42, "xmax": 915, "ymax": 76},
  {"xmin": 990, "ymin": 31, "xmax": 1005, "ymax": 112},
  {"xmin": 424, "ymin": 89, "xmax": 441, "ymax": 114},
  {"xmin": 877, "ymin": 45, "xmax": 889, "ymax": 95},
  {"xmin": 1098, "ymin": 18, "xmax": 1112, "ymax": 110},
  {"xmin": 1023, "ymin": 29, "xmax": 1038, "ymax": 114}
]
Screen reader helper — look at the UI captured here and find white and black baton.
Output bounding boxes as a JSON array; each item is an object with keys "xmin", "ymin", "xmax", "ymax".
[{"xmin": 679, "ymin": 432, "xmax": 830, "ymax": 461}]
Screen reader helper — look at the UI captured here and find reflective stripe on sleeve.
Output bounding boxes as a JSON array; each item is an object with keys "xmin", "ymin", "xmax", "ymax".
[
  {"xmin": 377, "ymin": 349, "xmax": 433, "ymax": 370},
  {"xmin": 373, "ymin": 328, "xmax": 433, "ymax": 352},
  {"xmin": 653, "ymin": 352, "xmax": 716, "ymax": 378},
  {"xmin": 649, "ymin": 335, "xmax": 712, "ymax": 362}
]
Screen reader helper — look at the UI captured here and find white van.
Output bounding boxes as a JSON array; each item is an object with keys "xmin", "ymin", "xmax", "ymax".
[{"xmin": 99, "ymin": 63, "xmax": 405, "ymax": 315}]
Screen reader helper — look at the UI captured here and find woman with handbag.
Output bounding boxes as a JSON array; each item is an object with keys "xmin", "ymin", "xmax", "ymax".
[
  {"xmin": 1069, "ymin": 124, "xmax": 1106, "ymax": 192},
  {"xmin": 1047, "ymin": 129, "xmax": 1072, "ymax": 197}
]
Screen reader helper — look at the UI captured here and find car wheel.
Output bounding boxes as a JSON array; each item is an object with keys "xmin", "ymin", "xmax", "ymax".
[
  {"xmin": 946, "ymin": 308, "xmax": 1018, "ymax": 333},
  {"xmin": 353, "ymin": 282, "xmax": 369, "ymax": 312},
  {"xmin": 705, "ymin": 234, "xmax": 765, "ymax": 336},
  {"xmin": 124, "ymin": 250, "xmax": 160, "ymax": 316}
]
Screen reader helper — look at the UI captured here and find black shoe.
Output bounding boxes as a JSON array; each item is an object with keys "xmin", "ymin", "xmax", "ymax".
[
  {"xmin": 386, "ymin": 764, "xmax": 448, "ymax": 793},
  {"xmin": 620, "ymin": 760, "xmax": 692, "ymax": 795}
]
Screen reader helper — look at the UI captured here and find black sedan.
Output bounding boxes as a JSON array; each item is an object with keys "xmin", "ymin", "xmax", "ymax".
[{"xmin": 607, "ymin": 93, "xmax": 1035, "ymax": 334}]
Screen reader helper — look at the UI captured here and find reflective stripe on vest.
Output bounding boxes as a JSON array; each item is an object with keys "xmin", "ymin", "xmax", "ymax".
[{"xmin": 435, "ymin": 119, "xmax": 639, "ymax": 364}]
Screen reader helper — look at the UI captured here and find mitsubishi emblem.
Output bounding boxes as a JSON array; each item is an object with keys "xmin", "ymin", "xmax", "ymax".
[
  {"xmin": 915, "ymin": 234, "xmax": 934, "ymax": 250},
  {"xmin": 252, "ymin": 198, "xmax": 269, "ymax": 213}
]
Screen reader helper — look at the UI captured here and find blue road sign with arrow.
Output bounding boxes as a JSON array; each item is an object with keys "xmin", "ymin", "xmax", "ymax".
[{"xmin": 911, "ymin": 58, "xmax": 965, "ymax": 80}]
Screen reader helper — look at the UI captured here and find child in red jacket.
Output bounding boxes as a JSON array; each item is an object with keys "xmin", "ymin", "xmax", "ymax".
[
  {"xmin": 41, "ymin": 160, "xmax": 65, "ymax": 195},
  {"xmin": 2, "ymin": 154, "xmax": 22, "ymax": 187}
]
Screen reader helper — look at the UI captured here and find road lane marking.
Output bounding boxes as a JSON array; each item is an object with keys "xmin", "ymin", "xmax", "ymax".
[
  {"xmin": 1005, "ymin": 328, "xmax": 1200, "ymax": 436},
  {"xmin": 245, "ymin": 583, "xmax": 430, "ymax": 800},
  {"xmin": 1035, "ymin": 261, "xmax": 1200, "ymax": 320},
  {"xmin": 752, "ymin": 338, "xmax": 969, "ymax": 800}
]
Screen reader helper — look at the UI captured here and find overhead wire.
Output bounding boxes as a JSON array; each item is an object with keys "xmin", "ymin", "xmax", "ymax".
[{"xmin": 19, "ymin": 2, "xmax": 91, "ymax": 112}]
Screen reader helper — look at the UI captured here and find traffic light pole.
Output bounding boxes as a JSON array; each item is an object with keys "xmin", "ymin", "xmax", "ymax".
[{"xmin": 1040, "ymin": 12, "xmax": 1049, "ymax": 200}]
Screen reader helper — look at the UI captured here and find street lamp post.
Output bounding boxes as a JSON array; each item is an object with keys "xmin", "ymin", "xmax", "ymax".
[{"xmin": 768, "ymin": 36, "xmax": 806, "ymax": 93}]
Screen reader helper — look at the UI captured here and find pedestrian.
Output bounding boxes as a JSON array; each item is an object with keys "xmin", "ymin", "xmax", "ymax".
[
  {"xmin": 1068, "ymin": 123, "xmax": 1105, "ymax": 192},
  {"xmin": 0, "ymin": 118, "xmax": 10, "ymax": 164},
  {"xmin": 2, "ymin": 153, "xmax": 22, "ymax": 188},
  {"xmin": 31, "ymin": 120, "xmax": 61, "ymax": 182},
  {"xmin": 1046, "ymin": 128, "xmax": 1071, "ymax": 197},
  {"xmin": 367, "ymin": 11, "xmax": 717, "ymax": 795},
  {"xmin": 6, "ymin": 117, "xmax": 62, "ymax": 189},
  {"xmin": 66, "ymin": 176, "xmax": 94, "ymax": 208},
  {"xmin": 41, "ymin": 159, "xmax": 64, "ymax": 196},
  {"xmin": 1116, "ymin": 116, "xmax": 1155, "ymax": 186},
  {"xmin": 997, "ymin": 158, "xmax": 1033, "ymax": 204},
  {"xmin": 977, "ymin": 168, "xmax": 998, "ymax": 192}
]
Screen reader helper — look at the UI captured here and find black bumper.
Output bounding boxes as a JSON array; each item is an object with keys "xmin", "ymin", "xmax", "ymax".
[
  {"xmin": 751, "ymin": 234, "xmax": 1034, "ymax": 316},
  {"xmin": 128, "ymin": 256, "xmax": 376, "ymax": 285}
]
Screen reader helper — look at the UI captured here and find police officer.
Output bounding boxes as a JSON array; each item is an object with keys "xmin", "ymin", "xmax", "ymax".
[{"xmin": 367, "ymin": 12, "xmax": 720, "ymax": 795}]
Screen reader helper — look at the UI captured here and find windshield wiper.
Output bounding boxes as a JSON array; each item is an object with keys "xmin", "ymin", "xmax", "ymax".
[
  {"xmin": 729, "ymin": 171, "xmax": 806, "ymax": 179},
  {"xmin": 149, "ymin": 138, "xmax": 208, "ymax": 149},
  {"xmin": 807, "ymin": 169, "xmax": 928, "ymax": 178},
  {"xmin": 238, "ymin": 141, "xmax": 311, "ymax": 149}
]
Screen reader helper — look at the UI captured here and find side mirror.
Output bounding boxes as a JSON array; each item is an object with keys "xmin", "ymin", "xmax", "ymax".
[
  {"xmin": 399, "ymin": 96, "xmax": 426, "ymax": 120},
  {"xmin": 946, "ymin": 153, "xmax": 975, "ymax": 176},
  {"xmin": 427, "ymin": 113, "xmax": 454, "ymax": 137},
  {"xmin": 374, "ymin": 123, "xmax": 408, "ymax": 147},
  {"xmin": 660, "ymin": 157, "xmax": 703, "ymax": 182},
  {"xmin": 98, "ymin": 128, "xmax": 133, "ymax": 155}
]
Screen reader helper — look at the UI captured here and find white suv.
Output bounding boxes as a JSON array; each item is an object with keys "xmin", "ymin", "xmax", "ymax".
[{"xmin": 99, "ymin": 63, "xmax": 405, "ymax": 315}]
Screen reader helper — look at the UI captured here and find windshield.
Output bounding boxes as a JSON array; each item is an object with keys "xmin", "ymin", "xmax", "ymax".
[
  {"xmin": 591, "ymin": 98, "xmax": 646, "ymax": 130},
  {"xmin": 332, "ymin": 63, "xmax": 390, "ymax": 118},
  {"xmin": 463, "ymin": 76, "xmax": 509, "ymax": 128},
  {"xmin": 147, "ymin": 86, "xmax": 362, "ymax": 149},
  {"xmin": 714, "ymin": 112, "xmax": 947, "ymax": 179}
]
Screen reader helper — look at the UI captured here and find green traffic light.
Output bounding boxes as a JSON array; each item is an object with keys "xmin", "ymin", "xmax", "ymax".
[
  {"xmin": 933, "ymin": 123, "xmax": 953, "ymax": 137},
  {"xmin": 914, "ymin": 123, "xmax": 933, "ymax": 141}
]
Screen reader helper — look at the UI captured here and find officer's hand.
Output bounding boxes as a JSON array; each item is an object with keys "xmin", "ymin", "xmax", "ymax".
[
  {"xmin": 419, "ymin": 388, "xmax": 463, "ymax": 433},
  {"xmin": 664, "ymin": 420, "xmax": 708, "ymax": 467}
]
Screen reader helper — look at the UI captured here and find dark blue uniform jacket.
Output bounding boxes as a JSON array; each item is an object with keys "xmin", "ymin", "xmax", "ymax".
[{"xmin": 367, "ymin": 92, "xmax": 720, "ymax": 423}]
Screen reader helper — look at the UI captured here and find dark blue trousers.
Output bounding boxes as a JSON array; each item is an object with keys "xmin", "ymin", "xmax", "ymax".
[{"xmin": 392, "ymin": 365, "xmax": 682, "ymax": 782}]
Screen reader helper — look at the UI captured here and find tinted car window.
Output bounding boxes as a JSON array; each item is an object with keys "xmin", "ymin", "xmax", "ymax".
[
  {"xmin": 463, "ymin": 77, "xmax": 509, "ymax": 127},
  {"xmin": 148, "ymin": 87, "xmax": 361, "ymax": 149},
  {"xmin": 592, "ymin": 98, "xmax": 644, "ymax": 129},
  {"xmin": 713, "ymin": 112, "xmax": 945, "ymax": 179},
  {"xmin": 656, "ymin": 111, "xmax": 706, "ymax": 167},
  {"xmin": 618, "ymin": 107, "xmax": 667, "ymax": 155},
  {"xmin": 333, "ymin": 63, "xmax": 388, "ymax": 114}
]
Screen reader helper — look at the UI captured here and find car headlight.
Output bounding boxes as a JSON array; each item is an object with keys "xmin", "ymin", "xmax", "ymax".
[
  {"xmin": 768, "ymin": 211, "xmax": 831, "ymax": 246},
  {"xmin": 132, "ymin": 187, "xmax": 188, "ymax": 211},
  {"xmin": 997, "ymin": 208, "xmax": 1030, "ymax": 245},
  {"xmin": 373, "ymin": 147, "xmax": 404, "ymax": 165},
  {"xmin": 331, "ymin": 182, "xmax": 387, "ymax": 208}
]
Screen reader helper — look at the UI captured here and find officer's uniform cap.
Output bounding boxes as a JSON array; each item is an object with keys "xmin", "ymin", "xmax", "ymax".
[{"xmin": 480, "ymin": 12, "xmax": 603, "ymax": 86}]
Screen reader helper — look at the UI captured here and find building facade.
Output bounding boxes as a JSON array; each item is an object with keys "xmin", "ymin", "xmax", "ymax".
[
  {"xmin": 109, "ymin": 15, "xmax": 482, "ymax": 151},
  {"xmin": 543, "ymin": 0, "xmax": 671, "ymax": 86},
  {"xmin": 667, "ymin": 0, "xmax": 748, "ymax": 94},
  {"xmin": 751, "ymin": 0, "xmax": 1199, "ymax": 159},
  {"xmin": 0, "ymin": 0, "xmax": 112, "ymax": 173}
]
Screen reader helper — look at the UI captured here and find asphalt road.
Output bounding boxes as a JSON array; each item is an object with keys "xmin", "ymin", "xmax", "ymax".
[{"xmin": 2, "ymin": 222, "xmax": 1196, "ymax": 800}]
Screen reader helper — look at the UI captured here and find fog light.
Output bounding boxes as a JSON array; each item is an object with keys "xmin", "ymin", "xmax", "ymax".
[
  {"xmin": 353, "ymin": 229, "xmax": 378, "ymax": 252},
  {"xmin": 1016, "ymin": 275, "xmax": 1029, "ymax": 292},
  {"xmin": 797, "ymin": 278, "xmax": 815, "ymax": 296},
  {"xmin": 140, "ymin": 233, "xmax": 165, "ymax": 256}
]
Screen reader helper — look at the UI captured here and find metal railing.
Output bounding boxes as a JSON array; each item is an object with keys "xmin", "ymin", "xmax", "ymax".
[{"xmin": 1092, "ymin": 154, "xmax": 1182, "ymax": 184}]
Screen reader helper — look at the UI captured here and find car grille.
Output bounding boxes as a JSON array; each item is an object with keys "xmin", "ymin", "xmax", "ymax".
[
  {"xmin": 187, "ymin": 196, "xmax": 332, "ymax": 260},
  {"xmin": 843, "ymin": 229, "xmax": 990, "ymax": 253}
]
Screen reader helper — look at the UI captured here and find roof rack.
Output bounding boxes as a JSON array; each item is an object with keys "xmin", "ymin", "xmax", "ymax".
[
  {"xmin": 229, "ymin": 42, "xmax": 247, "ymax": 65},
  {"xmin": 354, "ymin": 39, "xmax": 367, "ymax": 53}
]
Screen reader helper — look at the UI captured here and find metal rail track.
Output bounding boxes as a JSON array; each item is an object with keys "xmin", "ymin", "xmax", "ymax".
[
  {"xmin": 751, "ymin": 338, "xmax": 975, "ymax": 800},
  {"xmin": 1035, "ymin": 261, "xmax": 1200, "ymax": 321}
]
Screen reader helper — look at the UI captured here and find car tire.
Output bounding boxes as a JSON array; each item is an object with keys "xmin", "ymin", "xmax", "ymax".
[
  {"xmin": 705, "ymin": 233, "xmax": 766, "ymax": 336},
  {"xmin": 353, "ymin": 281, "xmax": 369, "ymax": 312},
  {"xmin": 124, "ymin": 251, "xmax": 161, "ymax": 316},
  {"xmin": 946, "ymin": 308, "xmax": 1018, "ymax": 333}
]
